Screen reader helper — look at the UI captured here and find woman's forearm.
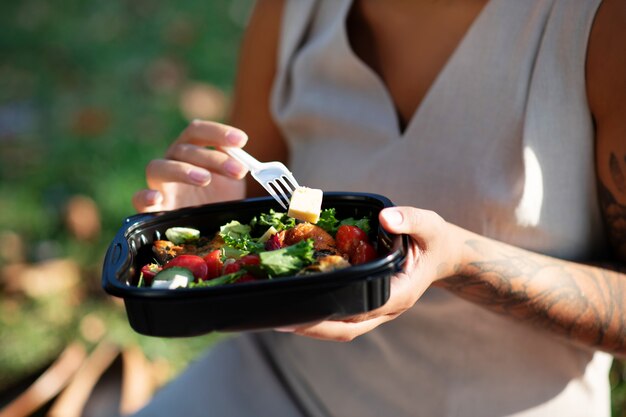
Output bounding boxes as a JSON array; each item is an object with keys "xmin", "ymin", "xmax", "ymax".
[{"xmin": 437, "ymin": 235, "xmax": 626, "ymax": 356}]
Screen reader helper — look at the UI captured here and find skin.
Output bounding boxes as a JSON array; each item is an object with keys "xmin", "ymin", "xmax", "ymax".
[{"xmin": 133, "ymin": 0, "xmax": 626, "ymax": 356}]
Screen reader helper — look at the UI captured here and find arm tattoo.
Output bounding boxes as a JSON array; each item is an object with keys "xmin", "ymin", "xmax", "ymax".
[
  {"xmin": 599, "ymin": 152, "xmax": 626, "ymax": 260},
  {"xmin": 609, "ymin": 153, "xmax": 626, "ymax": 194},
  {"xmin": 439, "ymin": 241, "xmax": 626, "ymax": 353}
]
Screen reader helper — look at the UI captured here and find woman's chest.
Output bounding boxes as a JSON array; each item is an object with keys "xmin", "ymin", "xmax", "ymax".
[
  {"xmin": 345, "ymin": 0, "xmax": 490, "ymax": 130},
  {"xmin": 274, "ymin": 0, "xmax": 607, "ymax": 259}
]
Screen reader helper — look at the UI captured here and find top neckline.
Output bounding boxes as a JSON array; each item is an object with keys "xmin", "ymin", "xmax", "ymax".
[{"xmin": 337, "ymin": 0, "xmax": 496, "ymax": 138}]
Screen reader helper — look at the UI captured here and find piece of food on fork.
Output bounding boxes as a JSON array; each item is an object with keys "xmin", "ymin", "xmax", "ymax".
[{"xmin": 288, "ymin": 186, "xmax": 323, "ymax": 224}]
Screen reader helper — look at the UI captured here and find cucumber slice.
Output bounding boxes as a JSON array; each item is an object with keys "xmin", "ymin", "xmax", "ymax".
[
  {"xmin": 164, "ymin": 227, "xmax": 200, "ymax": 244},
  {"xmin": 151, "ymin": 267, "xmax": 194, "ymax": 289}
]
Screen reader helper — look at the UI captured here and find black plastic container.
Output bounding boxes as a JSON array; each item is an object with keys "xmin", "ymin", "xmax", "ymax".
[{"xmin": 102, "ymin": 192, "xmax": 407, "ymax": 337}]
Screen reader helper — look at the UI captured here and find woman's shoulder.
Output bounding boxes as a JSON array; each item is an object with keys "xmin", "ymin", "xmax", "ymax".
[
  {"xmin": 586, "ymin": 0, "xmax": 626, "ymax": 260},
  {"xmin": 586, "ymin": 0, "xmax": 626, "ymax": 123}
]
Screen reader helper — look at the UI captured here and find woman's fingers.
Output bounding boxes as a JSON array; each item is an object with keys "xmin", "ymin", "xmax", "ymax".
[
  {"xmin": 132, "ymin": 189, "xmax": 163, "ymax": 213},
  {"xmin": 175, "ymin": 119, "xmax": 248, "ymax": 148},
  {"xmin": 145, "ymin": 159, "xmax": 213, "ymax": 190},
  {"xmin": 133, "ymin": 120, "xmax": 250, "ymax": 213},
  {"xmin": 283, "ymin": 314, "xmax": 399, "ymax": 342},
  {"xmin": 379, "ymin": 206, "xmax": 444, "ymax": 249},
  {"xmin": 165, "ymin": 144, "xmax": 248, "ymax": 180},
  {"xmin": 277, "ymin": 263, "xmax": 429, "ymax": 342},
  {"xmin": 380, "ymin": 206, "xmax": 464, "ymax": 283},
  {"xmin": 152, "ymin": 120, "xmax": 249, "ymax": 184}
]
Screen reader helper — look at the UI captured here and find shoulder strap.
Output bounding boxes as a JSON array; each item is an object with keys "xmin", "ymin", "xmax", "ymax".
[{"xmin": 276, "ymin": 0, "xmax": 320, "ymax": 71}]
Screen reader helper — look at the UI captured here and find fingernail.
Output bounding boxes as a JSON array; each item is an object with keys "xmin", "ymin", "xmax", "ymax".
[
  {"xmin": 224, "ymin": 159, "xmax": 244, "ymax": 177},
  {"xmin": 382, "ymin": 209, "xmax": 403, "ymax": 226},
  {"xmin": 226, "ymin": 129, "xmax": 248, "ymax": 146},
  {"xmin": 189, "ymin": 169, "xmax": 211, "ymax": 184},
  {"xmin": 145, "ymin": 190, "xmax": 162, "ymax": 205}
]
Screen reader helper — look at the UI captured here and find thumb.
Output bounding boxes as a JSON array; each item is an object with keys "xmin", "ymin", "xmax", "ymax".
[{"xmin": 379, "ymin": 207, "xmax": 444, "ymax": 246}]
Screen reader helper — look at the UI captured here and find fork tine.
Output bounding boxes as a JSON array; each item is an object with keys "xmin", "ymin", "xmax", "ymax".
[
  {"xmin": 276, "ymin": 176, "xmax": 296, "ymax": 200},
  {"xmin": 284, "ymin": 173, "xmax": 299, "ymax": 190},
  {"xmin": 273, "ymin": 177, "xmax": 293, "ymax": 204},
  {"xmin": 226, "ymin": 146, "xmax": 301, "ymax": 208},
  {"xmin": 264, "ymin": 184, "xmax": 288, "ymax": 210},
  {"xmin": 270, "ymin": 180, "xmax": 292, "ymax": 208}
]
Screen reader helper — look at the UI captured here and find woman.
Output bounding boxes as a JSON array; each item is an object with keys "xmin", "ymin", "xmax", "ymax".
[{"xmin": 132, "ymin": 0, "xmax": 626, "ymax": 415}]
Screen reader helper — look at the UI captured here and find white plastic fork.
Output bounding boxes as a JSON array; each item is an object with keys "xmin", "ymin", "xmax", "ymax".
[{"xmin": 223, "ymin": 147, "xmax": 300, "ymax": 209}]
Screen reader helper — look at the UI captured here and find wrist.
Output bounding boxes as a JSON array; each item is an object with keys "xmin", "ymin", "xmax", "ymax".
[
  {"xmin": 439, "ymin": 223, "xmax": 492, "ymax": 282},
  {"xmin": 432, "ymin": 222, "xmax": 473, "ymax": 282}
]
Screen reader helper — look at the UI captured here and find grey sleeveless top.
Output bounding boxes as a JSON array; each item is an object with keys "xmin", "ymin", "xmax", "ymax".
[{"xmin": 257, "ymin": 1, "xmax": 613, "ymax": 416}]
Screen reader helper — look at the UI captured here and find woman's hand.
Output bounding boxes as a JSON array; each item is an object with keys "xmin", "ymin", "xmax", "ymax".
[
  {"xmin": 276, "ymin": 206, "xmax": 466, "ymax": 342},
  {"xmin": 132, "ymin": 120, "xmax": 250, "ymax": 212},
  {"xmin": 281, "ymin": 205, "xmax": 626, "ymax": 354}
]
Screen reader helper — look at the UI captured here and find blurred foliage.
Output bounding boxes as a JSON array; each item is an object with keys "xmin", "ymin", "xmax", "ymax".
[
  {"xmin": 0, "ymin": 0, "xmax": 625, "ymax": 415},
  {"xmin": 0, "ymin": 0, "xmax": 251, "ymax": 399},
  {"xmin": 614, "ymin": 360, "xmax": 626, "ymax": 417},
  {"xmin": 0, "ymin": 0, "xmax": 251, "ymax": 241}
]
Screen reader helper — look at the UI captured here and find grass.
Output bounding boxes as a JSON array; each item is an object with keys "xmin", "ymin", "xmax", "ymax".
[{"xmin": 1, "ymin": 0, "xmax": 625, "ymax": 415}]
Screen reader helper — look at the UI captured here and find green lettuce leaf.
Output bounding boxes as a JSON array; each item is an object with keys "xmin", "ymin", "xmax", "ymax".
[
  {"xmin": 316, "ymin": 208, "xmax": 339, "ymax": 233},
  {"xmin": 219, "ymin": 221, "xmax": 263, "ymax": 253},
  {"xmin": 259, "ymin": 239, "xmax": 315, "ymax": 276},
  {"xmin": 189, "ymin": 271, "xmax": 246, "ymax": 288},
  {"xmin": 250, "ymin": 209, "xmax": 296, "ymax": 232},
  {"xmin": 316, "ymin": 209, "xmax": 370, "ymax": 235}
]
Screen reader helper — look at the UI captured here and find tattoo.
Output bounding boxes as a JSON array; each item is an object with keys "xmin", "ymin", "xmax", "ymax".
[
  {"xmin": 439, "ymin": 241, "xmax": 626, "ymax": 353},
  {"xmin": 598, "ymin": 152, "xmax": 626, "ymax": 260},
  {"xmin": 610, "ymin": 152, "xmax": 626, "ymax": 194}
]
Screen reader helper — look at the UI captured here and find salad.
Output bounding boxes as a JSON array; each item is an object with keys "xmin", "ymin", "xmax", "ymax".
[{"xmin": 137, "ymin": 208, "xmax": 378, "ymax": 289}]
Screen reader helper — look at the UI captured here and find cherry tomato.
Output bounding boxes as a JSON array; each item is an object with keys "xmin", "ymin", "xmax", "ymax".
[
  {"xmin": 163, "ymin": 254, "xmax": 208, "ymax": 281},
  {"xmin": 236, "ymin": 254, "xmax": 266, "ymax": 278},
  {"xmin": 350, "ymin": 241, "xmax": 377, "ymax": 265},
  {"xmin": 140, "ymin": 263, "xmax": 162, "ymax": 286},
  {"xmin": 335, "ymin": 225, "xmax": 369, "ymax": 257},
  {"xmin": 223, "ymin": 262, "xmax": 241, "ymax": 275},
  {"xmin": 237, "ymin": 254, "xmax": 260, "ymax": 266},
  {"xmin": 203, "ymin": 250, "xmax": 223, "ymax": 280}
]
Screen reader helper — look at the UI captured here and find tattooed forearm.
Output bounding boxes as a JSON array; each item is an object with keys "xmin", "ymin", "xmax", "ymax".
[
  {"xmin": 438, "ymin": 239, "xmax": 626, "ymax": 355},
  {"xmin": 435, "ymin": 150, "xmax": 626, "ymax": 354}
]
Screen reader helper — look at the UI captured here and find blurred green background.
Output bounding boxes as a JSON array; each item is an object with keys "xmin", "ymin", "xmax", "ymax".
[
  {"xmin": 0, "ymin": 0, "xmax": 625, "ymax": 415},
  {"xmin": 0, "ymin": 0, "xmax": 252, "ymax": 414}
]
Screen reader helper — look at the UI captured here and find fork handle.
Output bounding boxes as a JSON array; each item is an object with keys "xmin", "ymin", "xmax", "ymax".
[{"xmin": 222, "ymin": 147, "xmax": 263, "ymax": 172}]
